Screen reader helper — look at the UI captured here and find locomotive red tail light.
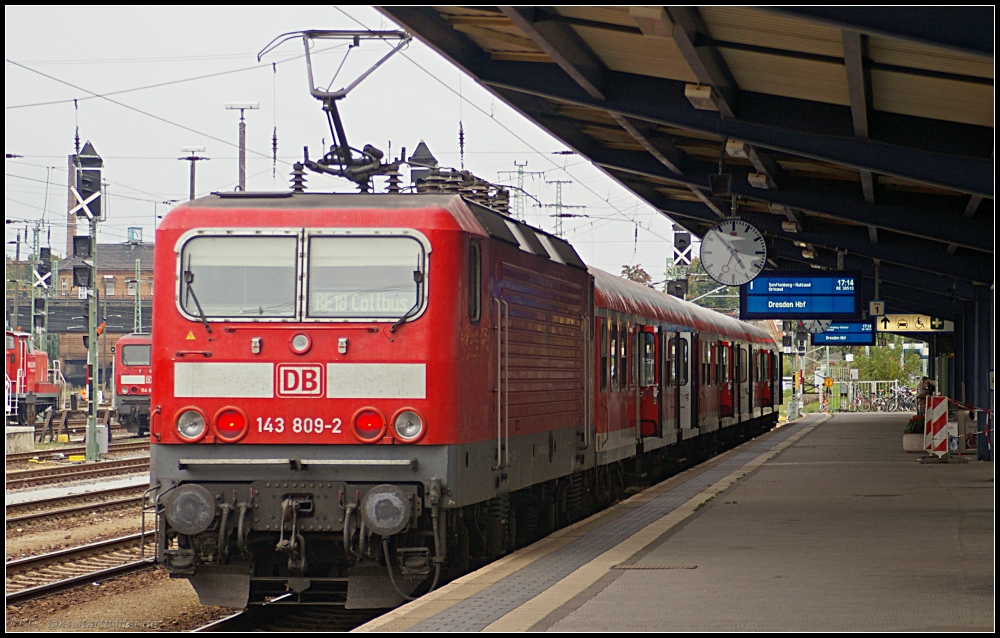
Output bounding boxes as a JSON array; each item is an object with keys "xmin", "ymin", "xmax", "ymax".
[
  {"xmin": 131, "ymin": 386, "xmax": 139, "ymax": 394},
  {"xmin": 215, "ymin": 407, "xmax": 249, "ymax": 442},
  {"xmin": 352, "ymin": 408, "xmax": 386, "ymax": 443}
]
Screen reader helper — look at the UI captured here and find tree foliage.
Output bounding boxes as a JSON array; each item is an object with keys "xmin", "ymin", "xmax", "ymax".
[
  {"xmin": 686, "ymin": 257, "xmax": 739, "ymax": 313},
  {"xmin": 621, "ymin": 264, "xmax": 652, "ymax": 287}
]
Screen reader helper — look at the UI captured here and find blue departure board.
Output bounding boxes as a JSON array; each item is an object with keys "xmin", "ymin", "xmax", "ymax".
[
  {"xmin": 811, "ymin": 321, "xmax": 875, "ymax": 345},
  {"xmin": 740, "ymin": 271, "xmax": 860, "ymax": 320}
]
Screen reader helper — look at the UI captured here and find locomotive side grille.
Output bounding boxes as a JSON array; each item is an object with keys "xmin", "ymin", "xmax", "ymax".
[{"xmin": 500, "ymin": 262, "xmax": 585, "ymax": 430}]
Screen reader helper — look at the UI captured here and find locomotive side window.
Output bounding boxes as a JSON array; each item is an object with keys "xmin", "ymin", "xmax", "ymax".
[
  {"xmin": 468, "ymin": 241, "xmax": 481, "ymax": 323},
  {"xmin": 600, "ymin": 321, "xmax": 608, "ymax": 391},
  {"xmin": 640, "ymin": 331, "xmax": 655, "ymax": 387},
  {"xmin": 180, "ymin": 236, "xmax": 297, "ymax": 318},
  {"xmin": 308, "ymin": 236, "xmax": 424, "ymax": 320},
  {"xmin": 5, "ymin": 335, "xmax": 13, "ymax": 351},
  {"xmin": 121, "ymin": 344, "xmax": 151, "ymax": 366}
]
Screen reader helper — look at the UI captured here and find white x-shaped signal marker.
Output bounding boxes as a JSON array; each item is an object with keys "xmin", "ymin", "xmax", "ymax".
[
  {"xmin": 70, "ymin": 186, "xmax": 99, "ymax": 219},
  {"xmin": 33, "ymin": 270, "xmax": 51, "ymax": 289}
]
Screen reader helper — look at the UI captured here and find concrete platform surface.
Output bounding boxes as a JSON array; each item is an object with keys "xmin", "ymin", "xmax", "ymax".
[{"xmin": 357, "ymin": 413, "xmax": 993, "ymax": 632}]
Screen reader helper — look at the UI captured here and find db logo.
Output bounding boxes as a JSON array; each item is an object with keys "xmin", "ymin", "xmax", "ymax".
[{"xmin": 276, "ymin": 364, "xmax": 324, "ymax": 397}]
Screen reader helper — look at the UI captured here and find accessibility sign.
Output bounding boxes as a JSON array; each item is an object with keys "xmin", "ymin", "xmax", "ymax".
[{"xmin": 879, "ymin": 314, "xmax": 953, "ymax": 333}]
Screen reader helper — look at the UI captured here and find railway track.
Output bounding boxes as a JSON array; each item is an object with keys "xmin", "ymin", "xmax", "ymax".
[
  {"xmin": 5, "ymin": 441, "xmax": 149, "ymax": 464},
  {"xmin": 5, "ymin": 457, "xmax": 150, "ymax": 489},
  {"xmin": 4, "ymin": 532, "xmax": 153, "ymax": 603},
  {"xmin": 6, "ymin": 493, "xmax": 144, "ymax": 528},
  {"xmin": 5, "ymin": 485, "xmax": 146, "ymax": 521}
]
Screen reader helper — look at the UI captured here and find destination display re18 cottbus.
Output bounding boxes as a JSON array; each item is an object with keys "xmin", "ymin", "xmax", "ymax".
[{"xmin": 740, "ymin": 271, "xmax": 861, "ymax": 320}]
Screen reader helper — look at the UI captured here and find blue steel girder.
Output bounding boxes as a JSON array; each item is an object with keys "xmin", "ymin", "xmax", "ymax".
[
  {"xmin": 766, "ymin": 241, "xmax": 979, "ymax": 303},
  {"xmin": 379, "ymin": 7, "xmax": 993, "ymax": 198},
  {"xmin": 588, "ymin": 147, "xmax": 992, "ymax": 253},
  {"xmin": 762, "ymin": 7, "xmax": 995, "ymax": 57},
  {"xmin": 609, "ymin": 175, "xmax": 992, "ymax": 287},
  {"xmin": 492, "ymin": 86, "xmax": 992, "ymax": 252},
  {"xmin": 487, "ymin": 65, "xmax": 993, "ymax": 197}
]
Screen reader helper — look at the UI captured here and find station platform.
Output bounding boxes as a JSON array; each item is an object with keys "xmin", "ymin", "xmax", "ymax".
[{"xmin": 356, "ymin": 412, "xmax": 994, "ymax": 632}]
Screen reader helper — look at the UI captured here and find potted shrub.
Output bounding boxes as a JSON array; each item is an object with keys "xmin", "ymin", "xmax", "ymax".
[{"xmin": 903, "ymin": 414, "xmax": 924, "ymax": 452}]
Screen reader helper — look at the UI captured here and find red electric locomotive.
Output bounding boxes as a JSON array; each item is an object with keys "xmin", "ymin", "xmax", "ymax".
[
  {"xmin": 5, "ymin": 329, "xmax": 62, "ymax": 425},
  {"xmin": 114, "ymin": 333, "xmax": 152, "ymax": 436},
  {"xmin": 148, "ymin": 189, "xmax": 779, "ymax": 609}
]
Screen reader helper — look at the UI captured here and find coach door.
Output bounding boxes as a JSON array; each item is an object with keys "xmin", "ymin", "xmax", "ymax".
[
  {"xmin": 678, "ymin": 332, "xmax": 695, "ymax": 435},
  {"xmin": 660, "ymin": 330, "xmax": 679, "ymax": 439},
  {"xmin": 638, "ymin": 326, "xmax": 659, "ymax": 437},
  {"xmin": 718, "ymin": 341, "xmax": 734, "ymax": 419}
]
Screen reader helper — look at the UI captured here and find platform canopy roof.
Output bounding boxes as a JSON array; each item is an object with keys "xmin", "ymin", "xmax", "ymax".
[{"xmin": 380, "ymin": 7, "xmax": 994, "ymax": 320}]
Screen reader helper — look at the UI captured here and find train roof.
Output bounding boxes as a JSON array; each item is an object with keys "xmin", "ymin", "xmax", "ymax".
[
  {"xmin": 164, "ymin": 192, "xmax": 587, "ymax": 270},
  {"xmin": 590, "ymin": 267, "xmax": 774, "ymax": 345}
]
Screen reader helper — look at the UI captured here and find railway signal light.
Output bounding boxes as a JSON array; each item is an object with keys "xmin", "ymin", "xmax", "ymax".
[
  {"xmin": 73, "ymin": 265, "xmax": 92, "ymax": 288},
  {"xmin": 72, "ymin": 141, "xmax": 103, "ymax": 219},
  {"xmin": 667, "ymin": 279, "xmax": 688, "ymax": 299},
  {"xmin": 34, "ymin": 246, "xmax": 52, "ymax": 289},
  {"xmin": 73, "ymin": 236, "xmax": 92, "ymax": 258}
]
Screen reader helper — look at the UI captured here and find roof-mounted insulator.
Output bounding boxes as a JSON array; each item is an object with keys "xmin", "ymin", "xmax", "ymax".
[{"xmin": 290, "ymin": 163, "xmax": 307, "ymax": 193}]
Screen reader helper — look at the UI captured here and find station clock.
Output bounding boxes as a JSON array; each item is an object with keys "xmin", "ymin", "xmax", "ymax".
[{"xmin": 699, "ymin": 219, "xmax": 766, "ymax": 286}]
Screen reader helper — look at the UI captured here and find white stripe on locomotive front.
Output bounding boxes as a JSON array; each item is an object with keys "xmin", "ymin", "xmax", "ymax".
[
  {"xmin": 174, "ymin": 362, "xmax": 275, "ymax": 398},
  {"xmin": 325, "ymin": 363, "xmax": 426, "ymax": 399},
  {"xmin": 172, "ymin": 361, "xmax": 427, "ymax": 399}
]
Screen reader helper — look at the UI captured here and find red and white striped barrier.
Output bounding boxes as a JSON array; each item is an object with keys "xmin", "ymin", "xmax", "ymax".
[{"xmin": 924, "ymin": 396, "xmax": 948, "ymax": 456}]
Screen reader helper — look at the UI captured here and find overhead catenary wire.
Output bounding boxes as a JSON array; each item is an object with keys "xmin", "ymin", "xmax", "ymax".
[
  {"xmin": 5, "ymin": 58, "xmax": 290, "ymax": 167},
  {"xmin": 332, "ymin": 7, "xmax": 673, "ymax": 244}
]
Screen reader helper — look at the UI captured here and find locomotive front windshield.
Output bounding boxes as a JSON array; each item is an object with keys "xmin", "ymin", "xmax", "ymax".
[
  {"xmin": 308, "ymin": 236, "xmax": 424, "ymax": 319},
  {"xmin": 121, "ymin": 344, "xmax": 151, "ymax": 366},
  {"xmin": 180, "ymin": 236, "xmax": 297, "ymax": 318}
]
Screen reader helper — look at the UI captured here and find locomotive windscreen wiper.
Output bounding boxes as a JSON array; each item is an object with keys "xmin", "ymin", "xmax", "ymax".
[
  {"xmin": 389, "ymin": 259, "xmax": 424, "ymax": 334},
  {"xmin": 183, "ymin": 267, "xmax": 214, "ymax": 335}
]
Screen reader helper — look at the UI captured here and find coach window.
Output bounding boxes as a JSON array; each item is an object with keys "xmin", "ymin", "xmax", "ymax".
[
  {"xmin": 664, "ymin": 337, "xmax": 675, "ymax": 387},
  {"xmin": 121, "ymin": 344, "xmax": 151, "ymax": 366},
  {"xmin": 308, "ymin": 235, "xmax": 424, "ymax": 320},
  {"xmin": 610, "ymin": 322, "xmax": 619, "ymax": 390},
  {"xmin": 600, "ymin": 321, "xmax": 608, "ymax": 392},
  {"xmin": 678, "ymin": 338, "xmax": 689, "ymax": 386},
  {"xmin": 621, "ymin": 324, "xmax": 630, "ymax": 390},
  {"xmin": 180, "ymin": 235, "xmax": 297, "ymax": 318},
  {"xmin": 469, "ymin": 241, "xmax": 481, "ymax": 323},
  {"xmin": 739, "ymin": 346, "xmax": 748, "ymax": 383}
]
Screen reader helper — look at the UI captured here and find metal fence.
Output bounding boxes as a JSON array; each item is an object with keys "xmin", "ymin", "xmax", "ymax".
[{"xmin": 828, "ymin": 380, "xmax": 915, "ymax": 412}]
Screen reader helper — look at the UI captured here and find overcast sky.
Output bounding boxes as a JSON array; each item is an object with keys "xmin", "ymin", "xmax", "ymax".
[{"xmin": 5, "ymin": 6, "xmax": 683, "ymax": 279}]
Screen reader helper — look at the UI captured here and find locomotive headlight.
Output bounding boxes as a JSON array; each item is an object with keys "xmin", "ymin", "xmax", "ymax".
[
  {"xmin": 176, "ymin": 409, "xmax": 207, "ymax": 442},
  {"xmin": 121, "ymin": 387, "xmax": 129, "ymax": 395},
  {"xmin": 360, "ymin": 484, "xmax": 411, "ymax": 537},
  {"xmin": 392, "ymin": 410, "xmax": 425, "ymax": 443},
  {"xmin": 164, "ymin": 484, "xmax": 216, "ymax": 535},
  {"xmin": 290, "ymin": 333, "xmax": 312, "ymax": 354}
]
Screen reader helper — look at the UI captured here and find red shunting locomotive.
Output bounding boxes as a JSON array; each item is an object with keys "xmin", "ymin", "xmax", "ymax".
[
  {"xmin": 114, "ymin": 332, "xmax": 152, "ymax": 436},
  {"xmin": 148, "ymin": 190, "xmax": 779, "ymax": 609},
  {"xmin": 6, "ymin": 329, "xmax": 62, "ymax": 425}
]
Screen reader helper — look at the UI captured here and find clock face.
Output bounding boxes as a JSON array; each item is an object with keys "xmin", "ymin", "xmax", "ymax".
[
  {"xmin": 801, "ymin": 319, "xmax": 832, "ymax": 334},
  {"xmin": 699, "ymin": 219, "xmax": 767, "ymax": 286}
]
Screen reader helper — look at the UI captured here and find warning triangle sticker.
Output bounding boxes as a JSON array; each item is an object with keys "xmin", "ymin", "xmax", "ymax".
[{"xmin": 186, "ymin": 331, "xmax": 196, "ymax": 340}]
